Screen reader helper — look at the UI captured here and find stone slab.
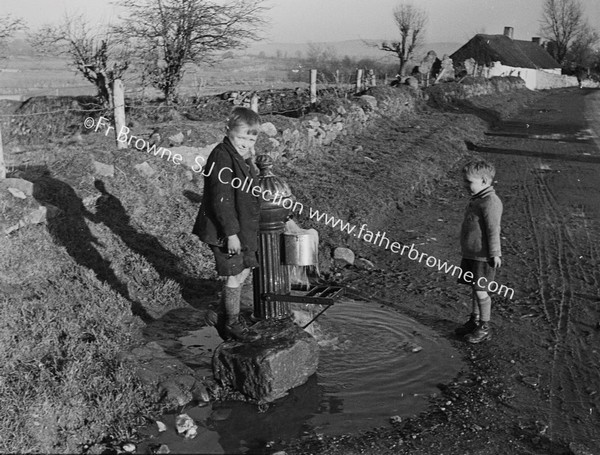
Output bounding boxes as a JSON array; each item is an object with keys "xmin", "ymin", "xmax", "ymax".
[
  {"xmin": 1, "ymin": 178, "xmax": 34, "ymax": 196},
  {"xmin": 120, "ymin": 341, "xmax": 199, "ymax": 408},
  {"xmin": 170, "ymin": 143, "xmax": 218, "ymax": 170},
  {"xmin": 213, "ymin": 318, "xmax": 318, "ymax": 403}
]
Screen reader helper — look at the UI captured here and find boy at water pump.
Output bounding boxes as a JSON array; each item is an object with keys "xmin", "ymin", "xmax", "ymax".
[
  {"xmin": 455, "ymin": 159, "xmax": 503, "ymax": 343},
  {"xmin": 193, "ymin": 107, "xmax": 261, "ymax": 343}
]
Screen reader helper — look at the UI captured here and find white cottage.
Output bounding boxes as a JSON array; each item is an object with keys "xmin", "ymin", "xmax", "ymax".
[{"xmin": 450, "ymin": 27, "xmax": 575, "ymax": 90}]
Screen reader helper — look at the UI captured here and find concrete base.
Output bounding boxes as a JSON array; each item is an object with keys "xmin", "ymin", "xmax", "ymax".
[{"xmin": 212, "ymin": 318, "xmax": 318, "ymax": 403}]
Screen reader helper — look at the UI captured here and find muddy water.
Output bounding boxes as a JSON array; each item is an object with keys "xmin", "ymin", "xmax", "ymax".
[{"xmin": 139, "ymin": 298, "xmax": 462, "ymax": 454}]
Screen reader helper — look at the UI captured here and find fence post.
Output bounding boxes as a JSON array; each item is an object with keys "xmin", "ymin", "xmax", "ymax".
[
  {"xmin": 250, "ymin": 93, "xmax": 259, "ymax": 113},
  {"xmin": 112, "ymin": 79, "xmax": 127, "ymax": 150},
  {"xmin": 355, "ymin": 69, "xmax": 364, "ymax": 94},
  {"xmin": 0, "ymin": 125, "xmax": 5, "ymax": 179},
  {"xmin": 310, "ymin": 69, "xmax": 317, "ymax": 105}
]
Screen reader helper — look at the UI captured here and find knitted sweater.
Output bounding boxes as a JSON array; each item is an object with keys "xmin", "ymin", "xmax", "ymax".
[{"xmin": 460, "ymin": 186, "xmax": 503, "ymax": 261}]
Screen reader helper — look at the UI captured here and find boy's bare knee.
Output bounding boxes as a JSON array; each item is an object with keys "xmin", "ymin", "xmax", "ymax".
[
  {"xmin": 475, "ymin": 290, "xmax": 489, "ymax": 300},
  {"xmin": 225, "ymin": 276, "xmax": 238, "ymax": 287},
  {"xmin": 225, "ymin": 268, "xmax": 251, "ymax": 288}
]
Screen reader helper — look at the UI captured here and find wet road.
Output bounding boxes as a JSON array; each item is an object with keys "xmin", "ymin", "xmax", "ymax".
[
  {"xmin": 479, "ymin": 87, "xmax": 600, "ymax": 451},
  {"xmin": 283, "ymin": 87, "xmax": 600, "ymax": 455}
]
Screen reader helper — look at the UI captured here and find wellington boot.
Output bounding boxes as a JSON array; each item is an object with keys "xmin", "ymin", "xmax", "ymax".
[
  {"xmin": 465, "ymin": 321, "xmax": 492, "ymax": 344},
  {"xmin": 224, "ymin": 321, "xmax": 260, "ymax": 343},
  {"xmin": 454, "ymin": 314, "xmax": 480, "ymax": 337}
]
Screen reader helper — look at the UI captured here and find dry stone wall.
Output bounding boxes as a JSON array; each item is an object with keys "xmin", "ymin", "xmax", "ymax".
[
  {"xmin": 424, "ymin": 76, "xmax": 527, "ymax": 106},
  {"xmin": 255, "ymin": 86, "xmax": 420, "ymax": 162}
]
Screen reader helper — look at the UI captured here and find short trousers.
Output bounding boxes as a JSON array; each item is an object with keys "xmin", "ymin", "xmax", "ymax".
[
  {"xmin": 210, "ymin": 244, "xmax": 259, "ymax": 277},
  {"xmin": 457, "ymin": 258, "xmax": 497, "ymax": 292}
]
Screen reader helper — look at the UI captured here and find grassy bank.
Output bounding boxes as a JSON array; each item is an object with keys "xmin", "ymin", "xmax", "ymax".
[
  {"xmin": 0, "ymin": 141, "xmax": 213, "ymax": 452},
  {"xmin": 0, "ymin": 79, "xmax": 543, "ymax": 452}
]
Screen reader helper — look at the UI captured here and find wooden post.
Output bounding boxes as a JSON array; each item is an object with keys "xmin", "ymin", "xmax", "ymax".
[
  {"xmin": 112, "ymin": 79, "xmax": 127, "ymax": 150},
  {"xmin": 250, "ymin": 94, "xmax": 259, "ymax": 113},
  {"xmin": 355, "ymin": 69, "xmax": 364, "ymax": 94},
  {"xmin": 0, "ymin": 124, "xmax": 5, "ymax": 179},
  {"xmin": 309, "ymin": 69, "xmax": 317, "ymax": 105}
]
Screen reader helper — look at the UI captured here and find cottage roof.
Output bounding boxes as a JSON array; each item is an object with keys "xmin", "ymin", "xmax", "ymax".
[{"xmin": 450, "ymin": 34, "xmax": 559, "ymax": 69}]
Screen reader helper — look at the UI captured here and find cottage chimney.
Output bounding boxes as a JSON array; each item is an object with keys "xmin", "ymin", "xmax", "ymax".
[
  {"xmin": 503, "ymin": 26, "xmax": 514, "ymax": 39},
  {"xmin": 531, "ymin": 37, "xmax": 541, "ymax": 45}
]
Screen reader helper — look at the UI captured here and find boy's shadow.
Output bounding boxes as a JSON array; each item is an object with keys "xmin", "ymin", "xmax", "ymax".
[
  {"xmin": 93, "ymin": 180, "xmax": 218, "ymax": 303},
  {"xmin": 30, "ymin": 167, "xmax": 219, "ymax": 323},
  {"xmin": 94, "ymin": 180, "xmax": 180, "ymax": 281},
  {"xmin": 32, "ymin": 171, "xmax": 152, "ymax": 321}
]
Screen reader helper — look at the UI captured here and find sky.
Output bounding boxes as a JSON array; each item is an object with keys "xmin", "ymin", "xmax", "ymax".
[{"xmin": 4, "ymin": 0, "xmax": 600, "ymax": 45}]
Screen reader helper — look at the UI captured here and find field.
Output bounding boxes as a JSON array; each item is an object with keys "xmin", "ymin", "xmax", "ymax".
[{"xmin": 0, "ymin": 54, "xmax": 331, "ymax": 101}]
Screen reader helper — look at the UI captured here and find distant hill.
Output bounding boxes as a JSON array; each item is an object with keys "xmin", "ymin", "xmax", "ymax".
[
  {"xmin": 4, "ymin": 35, "xmax": 462, "ymax": 65},
  {"xmin": 246, "ymin": 39, "xmax": 462, "ymax": 62}
]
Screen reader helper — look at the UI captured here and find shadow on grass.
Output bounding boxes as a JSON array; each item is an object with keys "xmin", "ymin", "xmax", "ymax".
[
  {"xmin": 93, "ymin": 180, "xmax": 220, "ymax": 306},
  {"xmin": 29, "ymin": 168, "xmax": 153, "ymax": 322},
  {"xmin": 23, "ymin": 165, "xmax": 219, "ymax": 322}
]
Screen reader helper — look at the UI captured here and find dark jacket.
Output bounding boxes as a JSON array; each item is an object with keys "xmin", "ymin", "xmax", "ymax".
[
  {"xmin": 192, "ymin": 137, "xmax": 260, "ymax": 253},
  {"xmin": 460, "ymin": 186, "xmax": 502, "ymax": 261}
]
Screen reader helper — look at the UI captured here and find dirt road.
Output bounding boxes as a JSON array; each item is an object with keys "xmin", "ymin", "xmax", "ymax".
[
  {"xmin": 474, "ymin": 87, "xmax": 600, "ymax": 452},
  {"xmin": 290, "ymin": 87, "xmax": 600, "ymax": 454}
]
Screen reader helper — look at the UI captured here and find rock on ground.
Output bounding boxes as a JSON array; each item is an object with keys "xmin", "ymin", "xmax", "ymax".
[
  {"xmin": 1, "ymin": 178, "xmax": 34, "ymax": 196},
  {"xmin": 120, "ymin": 341, "xmax": 201, "ymax": 408},
  {"xmin": 93, "ymin": 160, "xmax": 115, "ymax": 177},
  {"xmin": 213, "ymin": 318, "xmax": 318, "ymax": 403},
  {"xmin": 261, "ymin": 122, "xmax": 278, "ymax": 137},
  {"xmin": 333, "ymin": 247, "xmax": 355, "ymax": 266},
  {"xmin": 171, "ymin": 143, "xmax": 218, "ymax": 170}
]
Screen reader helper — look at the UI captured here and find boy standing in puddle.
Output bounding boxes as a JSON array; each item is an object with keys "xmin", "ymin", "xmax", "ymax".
[
  {"xmin": 455, "ymin": 159, "xmax": 503, "ymax": 343},
  {"xmin": 193, "ymin": 107, "xmax": 261, "ymax": 342}
]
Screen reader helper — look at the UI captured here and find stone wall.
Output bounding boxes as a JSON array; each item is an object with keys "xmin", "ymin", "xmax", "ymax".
[
  {"xmin": 424, "ymin": 76, "xmax": 527, "ymax": 106},
  {"xmin": 258, "ymin": 86, "xmax": 420, "ymax": 162},
  {"xmin": 535, "ymin": 71, "xmax": 578, "ymax": 90}
]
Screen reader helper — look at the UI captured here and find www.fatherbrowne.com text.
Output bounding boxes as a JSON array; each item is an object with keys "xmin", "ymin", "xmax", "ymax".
[
  {"xmin": 305, "ymin": 208, "xmax": 514, "ymax": 299},
  {"xmin": 86, "ymin": 116, "xmax": 514, "ymax": 299}
]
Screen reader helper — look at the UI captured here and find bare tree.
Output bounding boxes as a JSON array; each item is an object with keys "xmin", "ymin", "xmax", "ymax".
[
  {"xmin": 117, "ymin": 0, "xmax": 268, "ymax": 103},
  {"xmin": 29, "ymin": 15, "xmax": 129, "ymax": 107},
  {"xmin": 0, "ymin": 15, "xmax": 27, "ymax": 57},
  {"xmin": 567, "ymin": 22, "xmax": 599, "ymax": 69},
  {"xmin": 379, "ymin": 2, "xmax": 427, "ymax": 76},
  {"xmin": 306, "ymin": 42, "xmax": 338, "ymax": 65},
  {"xmin": 539, "ymin": 0, "xmax": 587, "ymax": 64},
  {"xmin": 0, "ymin": 15, "xmax": 26, "ymax": 41}
]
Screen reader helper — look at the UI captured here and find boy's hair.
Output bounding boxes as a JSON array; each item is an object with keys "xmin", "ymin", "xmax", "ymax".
[
  {"xmin": 227, "ymin": 107, "xmax": 260, "ymax": 134},
  {"xmin": 462, "ymin": 159, "xmax": 496, "ymax": 181}
]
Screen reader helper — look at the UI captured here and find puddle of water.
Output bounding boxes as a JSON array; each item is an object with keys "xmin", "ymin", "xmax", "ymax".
[
  {"xmin": 138, "ymin": 299, "xmax": 462, "ymax": 454},
  {"xmin": 471, "ymin": 144, "xmax": 600, "ymax": 163},
  {"xmin": 486, "ymin": 121, "xmax": 597, "ymax": 144},
  {"xmin": 485, "ymin": 131, "xmax": 595, "ymax": 143}
]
